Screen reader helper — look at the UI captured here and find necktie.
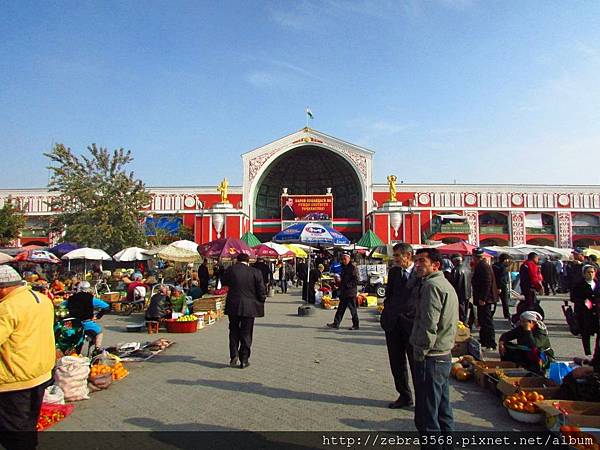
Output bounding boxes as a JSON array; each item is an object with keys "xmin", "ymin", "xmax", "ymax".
[{"xmin": 403, "ymin": 270, "xmax": 409, "ymax": 283}]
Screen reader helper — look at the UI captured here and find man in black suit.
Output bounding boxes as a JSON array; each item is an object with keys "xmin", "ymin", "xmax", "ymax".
[
  {"xmin": 380, "ymin": 243, "xmax": 419, "ymax": 409},
  {"xmin": 282, "ymin": 198, "xmax": 297, "ymax": 220},
  {"xmin": 222, "ymin": 253, "xmax": 267, "ymax": 369}
]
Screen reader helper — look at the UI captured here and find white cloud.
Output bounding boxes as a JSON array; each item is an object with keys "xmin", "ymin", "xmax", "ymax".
[{"xmin": 245, "ymin": 71, "xmax": 279, "ymax": 88}]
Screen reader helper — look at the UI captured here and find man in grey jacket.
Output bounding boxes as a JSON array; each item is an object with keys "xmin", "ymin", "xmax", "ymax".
[{"xmin": 410, "ymin": 248, "xmax": 458, "ymax": 439}]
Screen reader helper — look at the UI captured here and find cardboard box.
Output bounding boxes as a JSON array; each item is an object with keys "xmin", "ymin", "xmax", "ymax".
[
  {"xmin": 497, "ymin": 377, "xmax": 559, "ymax": 398},
  {"xmin": 536, "ymin": 400, "xmax": 600, "ymax": 431},
  {"xmin": 193, "ymin": 298, "xmax": 224, "ymax": 312}
]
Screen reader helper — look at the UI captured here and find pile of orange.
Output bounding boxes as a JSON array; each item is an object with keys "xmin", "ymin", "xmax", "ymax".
[
  {"xmin": 90, "ymin": 364, "xmax": 113, "ymax": 377},
  {"xmin": 503, "ymin": 390, "xmax": 544, "ymax": 413},
  {"xmin": 112, "ymin": 362, "xmax": 128, "ymax": 381}
]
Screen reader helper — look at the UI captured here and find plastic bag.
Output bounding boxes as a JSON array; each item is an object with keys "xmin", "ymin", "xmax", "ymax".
[
  {"xmin": 54, "ymin": 355, "xmax": 90, "ymax": 401},
  {"xmin": 548, "ymin": 361, "xmax": 575, "ymax": 385},
  {"xmin": 43, "ymin": 385, "xmax": 65, "ymax": 405},
  {"xmin": 315, "ymin": 291, "xmax": 323, "ymax": 305}
]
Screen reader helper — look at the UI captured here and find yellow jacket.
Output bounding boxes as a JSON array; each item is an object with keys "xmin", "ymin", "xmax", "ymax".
[{"xmin": 0, "ymin": 285, "xmax": 56, "ymax": 392}]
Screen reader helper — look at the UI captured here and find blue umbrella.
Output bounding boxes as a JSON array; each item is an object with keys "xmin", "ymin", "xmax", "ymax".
[
  {"xmin": 49, "ymin": 242, "xmax": 81, "ymax": 256},
  {"xmin": 273, "ymin": 223, "xmax": 350, "ymax": 288},
  {"xmin": 272, "ymin": 222, "xmax": 350, "ymax": 246}
]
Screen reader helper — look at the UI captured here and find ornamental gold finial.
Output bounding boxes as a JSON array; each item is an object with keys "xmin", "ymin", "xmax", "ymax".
[
  {"xmin": 387, "ymin": 175, "xmax": 397, "ymax": 202},
  {"xmin": 217, "ymin": 178, "xmax": 229, "ymax": 203}
]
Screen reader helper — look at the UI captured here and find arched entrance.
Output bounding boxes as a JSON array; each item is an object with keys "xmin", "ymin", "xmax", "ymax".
[{"xmin": 253, "ymin": 145, "xmax": 363, "ymax": 241}]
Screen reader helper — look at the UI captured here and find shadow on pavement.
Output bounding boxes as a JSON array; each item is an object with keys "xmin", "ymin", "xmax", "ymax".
[
  {"xmin": 145, "ymin": 354, "xmax": 230, "ymax": 369},
  {"xmin": 314, "ymin": 336, "xmax": 385, "ymax": 346},
  {"xmin": 166, "ymin": 378, "xmax": 388, "ymax": 408},
  {"xmin": 338, "ymin": 417, "xmax": 413, "ymax": 431}
]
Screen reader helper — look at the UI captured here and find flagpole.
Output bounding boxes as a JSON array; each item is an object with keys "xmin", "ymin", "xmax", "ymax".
[{"xmin": 306, "ymin": 107, "xmax": 309, "ymax": 129}]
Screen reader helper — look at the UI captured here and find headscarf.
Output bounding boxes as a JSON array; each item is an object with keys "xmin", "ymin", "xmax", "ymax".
[{"xmin": 520, "ymin": 310, "xmax": 546, "ymax": 330}]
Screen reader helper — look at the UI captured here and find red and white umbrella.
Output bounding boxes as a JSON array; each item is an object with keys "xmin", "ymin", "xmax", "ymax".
[{"xmin": 14, "ymin": 249, "xmax": 61, "ymax": 264}]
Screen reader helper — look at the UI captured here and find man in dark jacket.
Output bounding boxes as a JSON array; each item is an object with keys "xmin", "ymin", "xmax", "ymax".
[
  {"xmin": 450, "ymin": 254, "xmax": 473, "ymax": 327},
  {"xmin": 380, "ymin": 243, "xmax": 419, "ymax": 409},
  {"xmin": 472, "ymin": 248, "xmax": 499, "ymax": 350},
  {"xmin": 223, "ymin": 253, "xmax": 267, "ymax": 369},
  {"xmin": 492, "ymin": 253, "xmax": 513, "ymax": 320},
  {"xmin": 541, "ymin": 257, "xmax": 557, "ymax": 296},
  {"xmin": 327, "ymin": 253, "xmax": 359, "ymax": 330},
  {"xmin": 197, "ymin": 260, "xmax": 210, "ymax": 294},
  {"xmin": 253, "ymin": 258, "xmax": 272, "ymax": 290}
]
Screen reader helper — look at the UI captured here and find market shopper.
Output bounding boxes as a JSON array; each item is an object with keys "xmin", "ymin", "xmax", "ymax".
[
  {"xmin": 492, "ymin": 253, "xmax": 513, "ymax": 320},
  {"xmin": 472, "ymin": 248, "xmax": 498, "ymax": 350},
  {"xmin": 327, "ymin": 254, "xmax": 359, "ymax": 330},
  {"xmin": 518, "ymin": 252, "xmax": 543, "ymax": 315},
  {"xmin": 197, "ymin": 260, "xmax": 210, "ymax": 294},
  {"xmin": 0, "ymin": 266, "xmax": 55, "ymax": 450},
  {"xmin": 571, "ymin": 265, "xmax": 600, "ymax": 356},
  {"xmin": 222, "ymin": 253, "xmax": 267, "ymax": 369},
  {"xmin": 380, "ymin": 243, "xmax": 419, "ymax": 409},
  {"xmin": 450, "ymin": 254, "xmax": 473, "ymax": 328},
  {"xmin": 541, "ymin": 257, "xmax": 558, "ymax": 296},
  {"xmin": 410, "ymin": 248, "xmax": 458, "ymax": 438},
  {"xmin": 307, "ymin": 264, "xmax": 324, "ymax": 304}
]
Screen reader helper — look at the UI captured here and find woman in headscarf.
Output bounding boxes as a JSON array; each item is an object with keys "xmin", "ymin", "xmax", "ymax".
[
  {"xmin": 498, "ymin": 310, "xmax": 554, "ymax": 373},
  {"xmin": 571, "ymin": 264, "xmax": 600, "ymax": 356}
]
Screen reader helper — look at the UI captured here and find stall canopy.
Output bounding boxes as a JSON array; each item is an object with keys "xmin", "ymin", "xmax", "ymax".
[
  {"xmin": 272, "ymin": 222, "xmax": 350, "ymax": 246},
  {"xmin": 198, "ymin": 238, "xmax": 255, "ymax": 261},
  {"xmin": 170, "ymin": 240, "xmax": 199, "ymax": 252},
  {"xmin": 252, "ymin": 244, "xmax": 281, "ymax": 259},
  {"xmin": 482, "ymin": 244, "xmax": 571, "ymax": 260},
  {"xmin": 262, "ymin": 242, "xmax": 295, "ymax": 259},
  {"xmin": 436, "ymin": 241, "xmax": 480, "ymax": 256},
  {"xmin": 14, "ymin": 249, "xmax": 61, "ymax": 264},
  {"xmin": 240, "ymin": 231, "xmax": 261, "ymax": 247},
  {"xmin": 356, "ymin": 230, "xmax": 384, "ymax": 249},
  {"xmin": 48, "ymin": 242, "xmax": 80, "ymax": 256},
  {"xmin": 0, "ymin": 252, "xmax": 14, "ymax": 264},
  {"xmin": 283, "ymin": 244, "xmax": 308, "ymax": 258},
  {"xmin": 62, "ymin": 247, "xmax": 112, "ymax": 272},
  {"xmin": 113, "ymin": 247, "xmax": 152, "ymax": 262},
  {"xmin": 157, "ymin": 245, "xmax": 200, "ymax": 263}
]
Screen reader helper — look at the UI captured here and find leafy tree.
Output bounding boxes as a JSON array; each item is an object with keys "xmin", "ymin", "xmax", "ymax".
[
  {"xmin": 0, "ymin": 198, "xmax": 26, "ymax": 246},
  {"xmin": 45, "ymin": 143, "xmax": 151, "ymax": 254}
]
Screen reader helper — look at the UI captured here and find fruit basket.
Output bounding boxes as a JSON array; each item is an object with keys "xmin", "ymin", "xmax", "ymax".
[{"xmin": 165, "ymin": 318, "xmax": 198, "ymax": 333}]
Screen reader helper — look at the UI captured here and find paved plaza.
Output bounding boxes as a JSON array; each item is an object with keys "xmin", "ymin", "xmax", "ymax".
[{"xmin": 51, "ymin": 288, "xmax": 578, "ymax": 432}]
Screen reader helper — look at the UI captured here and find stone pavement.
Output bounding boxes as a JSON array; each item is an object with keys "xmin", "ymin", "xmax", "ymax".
[{"xmin": 52, "ymin": 288, "xmax": 579, "ymax": 432}]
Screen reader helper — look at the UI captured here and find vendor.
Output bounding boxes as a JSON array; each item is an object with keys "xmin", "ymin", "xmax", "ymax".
[
  {"xmin": 498, "ymin": 310, "xmax": 555, "ymax": 374},
  {"xmin": 570, "ymin": 264, "xmax": 600, "ymax": 356},
  {"xmin": 146, "ymin": 284, "xmax": 170, "ymax": 322},
  {"xmin": 125, "ymin": 272, "xmax": 148, "ymax": 303},
  {"xmin": 307, "ymin": 264, "xmax": 324, "ymax": 304},
  {"xmin": 186, "ymin": 280, "xmax": 203, "ymax": 300},
  {"xmin": 170, "ymin": 285, "xmax": 189, "ymax": 315}
]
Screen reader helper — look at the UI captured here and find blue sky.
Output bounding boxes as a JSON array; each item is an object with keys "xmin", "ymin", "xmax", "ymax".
[{"xmin": 1, "ymin": 0, "xmax": 599, "ymax": 188}]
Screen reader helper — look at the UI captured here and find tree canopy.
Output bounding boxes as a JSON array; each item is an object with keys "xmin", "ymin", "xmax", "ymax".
[
  {"xmin": 0, "ymin": 198, "xmax": 26, "ymax": 246},
  {"xmin": 45, "ymin": 143, "xmax": 151, "ymax": 254}
]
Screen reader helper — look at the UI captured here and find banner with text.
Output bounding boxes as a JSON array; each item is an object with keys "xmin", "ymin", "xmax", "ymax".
[{"xmin": 281, "ymin": 195, "xmax": 333, "ymax": 228}]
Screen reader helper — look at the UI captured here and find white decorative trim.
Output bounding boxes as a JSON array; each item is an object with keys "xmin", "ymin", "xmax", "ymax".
[
  {"xmin": 512, "ymin": 194, "xmax": 524, "ymax": 206},
  {"xmin": 510, "ymin": 211, "xmax": 526, "ymax": 246},
  {"xmin": 557, "ymin": 212, "xmax": 573, "ymax": 248},
  {"xmin": 465, "ymin": 193, "xmax": 477, "ymax": 206},
  {"xmin": 465, "ymin": 211, "xmax": 479, "ymax": 245},
  {"xmin": 558, "ymin": 194, "xmax": 570, "ymax": 207},
  {"xmin": 418, "ymin": 193, "xmax": 430, "ymax": 205}
]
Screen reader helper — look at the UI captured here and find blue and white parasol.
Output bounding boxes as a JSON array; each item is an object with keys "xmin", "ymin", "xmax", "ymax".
[{"xmin": 272, "ymin": 222, "xmax": 350, "ymax": 246}]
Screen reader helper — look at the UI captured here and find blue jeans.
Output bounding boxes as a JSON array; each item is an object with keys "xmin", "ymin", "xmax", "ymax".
[{"xmin": 413, "ymin": 354, "xmax": 453, "ymax": 435}]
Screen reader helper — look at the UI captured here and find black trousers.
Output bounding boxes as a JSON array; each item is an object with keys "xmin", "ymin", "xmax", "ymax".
[
  {"xmin": 228, "ymin": 315, "xmax": 255, "ymax": 363},
  {"xmin": 385, "ymin": 320, "xmax": 415, "ymax": 401},
  {"xmin": 333, "ymin": 295, "xmax": 359, "ymax": 327},
  {"xmin": 0, "ymin": 381, "xmax": 48, "ymax": 450},
  {"xmin": 499, "ymin": 291, "xmax": 511, "ymax": 319},
  {"xmin": 543, "ymin": 280, "xmax": 556, "ymax": 296},
  {"xmin": 477, "ymin": 303, "xmax": 496, "ymax": 348}
]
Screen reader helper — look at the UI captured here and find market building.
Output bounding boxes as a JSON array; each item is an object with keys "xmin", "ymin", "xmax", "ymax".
[{"xmin": 2, "ymin": 127, "xmax": 600, "ymax": 249}]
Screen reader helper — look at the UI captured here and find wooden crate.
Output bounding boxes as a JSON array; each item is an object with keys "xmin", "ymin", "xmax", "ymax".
[{"xmin": 193, "ymin": 296, "xmax": 225, "ymax": 312}]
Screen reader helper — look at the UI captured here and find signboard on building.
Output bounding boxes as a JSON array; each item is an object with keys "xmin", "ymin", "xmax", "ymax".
[{"xmin": 281, "ymin": 195, "xmax": 333, "ymax": 228}]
